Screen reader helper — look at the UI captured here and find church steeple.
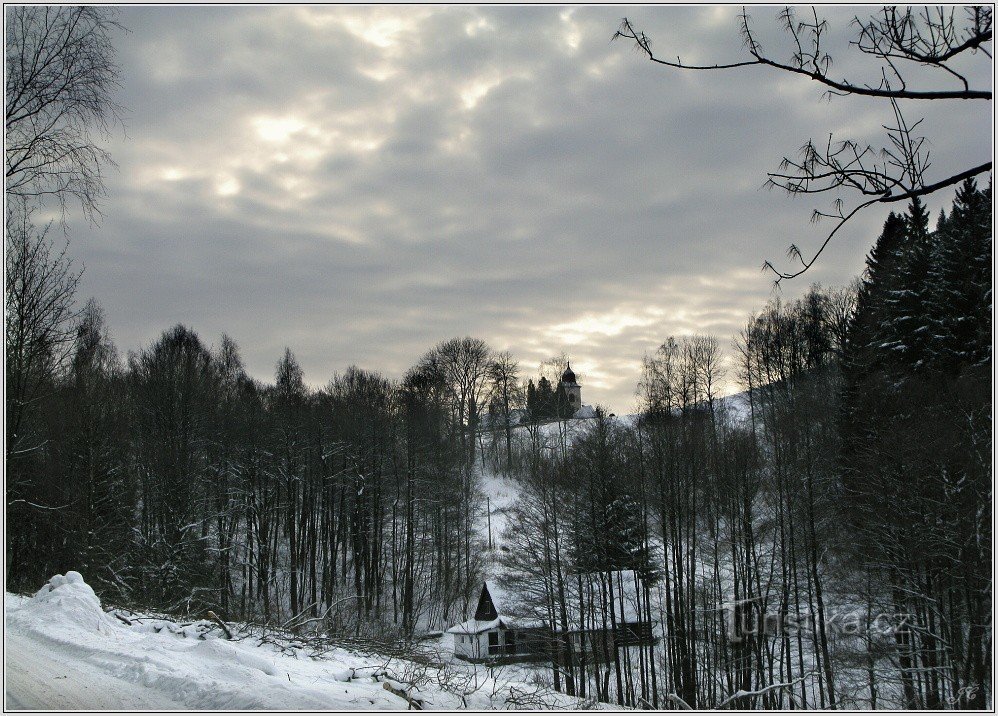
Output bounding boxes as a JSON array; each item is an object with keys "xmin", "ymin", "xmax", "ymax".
[{"xmin": 559, "ymin": 362, "xmax": 581, "ymax": 411}]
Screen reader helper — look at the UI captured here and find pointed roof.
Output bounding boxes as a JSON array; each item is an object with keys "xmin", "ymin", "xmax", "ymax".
[
  {"xmin": 560, "ymin": 362, "xmax": 578, "ymax": 385},
  {"xmin": 448, "ymin": 581, "xmax": 545, "ymax": 634},
  {"xmin": 474, "ymin": 581, "xmax": 500, "ymax": 621}
]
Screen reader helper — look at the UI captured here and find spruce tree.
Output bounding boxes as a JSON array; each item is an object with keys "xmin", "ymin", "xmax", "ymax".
[
  {"xmin": 840, "ymin": 185, "xmax": 992, "ymax": 708},
  {"xmin": 554, "ymin": 381, "xmax": 573, "ymax": 420},
  {"xmin": 842, "ymin": 211, "xmax": 905, "ymax": 382},
  {"xmin": 885, "ymin": 197, "xmax": 934, "ymax": 371},
  {"xmin": 926, "ymin": 178, "xmax": 992, "ymax": 372},
  {"xmin": 526, "ymin": 379, "xmax": 538, "ymax": 422},
  {"xmin": 536, "ymin": 376, "xmax": 555, "ymax": 421}
]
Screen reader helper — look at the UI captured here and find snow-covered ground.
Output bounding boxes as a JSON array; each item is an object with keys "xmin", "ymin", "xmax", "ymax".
[
  {"xmin": 4, "ymin": 572, "xmax": 598, "ymax": 710},
  {"xmin": 6, "ymin": 401, "xmax": 761, "ymax": 711},
  {"xmin": 475, "ymin": 392, "xmax": 750, "ymax": 556}
]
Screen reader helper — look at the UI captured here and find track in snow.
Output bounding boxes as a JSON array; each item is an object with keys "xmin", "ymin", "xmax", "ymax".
[{"xmin": 4, "ymin": 629, "xmax": 185, "ymax": 710}]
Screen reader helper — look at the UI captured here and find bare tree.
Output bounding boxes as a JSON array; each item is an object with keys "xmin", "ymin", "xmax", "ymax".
[
  {"xmin": 488, "ymin": 351, "xmax": 521, "ymax": 473},
  {"xmin": 684, "ymin": 334, "xmax": 724, "ymax": 411},
  {"xmin": 614, "ymin": 6, "xmax": 992, "ymax": 283},
  {"xmin": 5, "ymin": 6, "xmax": 124, "ymax": 222},
  {"xmin": 5, "ymin": 204, "xmax": 81, "ymax": 458},
  {"xmin": 431, "ymin": 336, "xmax": 494, "ymax": 467},
  {"xmin": 539, "ymin": 352, "xmax": 573, "ymax": 388}
]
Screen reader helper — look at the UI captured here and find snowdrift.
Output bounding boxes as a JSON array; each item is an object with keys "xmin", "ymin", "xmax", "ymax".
[
  {"xmin": 27, "ymin": 571, "xmax": 118, "ymax": 631},
  {"xmin": 6, "ymin": 572, "xmax": 597, "ymax": 710}
]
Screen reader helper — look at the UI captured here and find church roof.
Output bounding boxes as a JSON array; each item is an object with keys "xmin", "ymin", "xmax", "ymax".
[{"xmin": 560, "ymin": 362, "xmax": 578, "ymax": 385}]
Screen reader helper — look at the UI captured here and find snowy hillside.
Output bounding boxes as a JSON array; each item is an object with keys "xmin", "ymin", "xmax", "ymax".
[
  {"xmin": 4, "ymin": 572, "xmax": 602, "ymax": 710},
  {"xmin": 475, "ymin": 390, "xmax": 752, "ymax": 557}
]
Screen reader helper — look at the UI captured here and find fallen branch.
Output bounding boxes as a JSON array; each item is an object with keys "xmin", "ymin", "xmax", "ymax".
[
  {"xmin": 348, "ymin": 665, "xmax": 389, "ymax": 682},
  {"xmin": 383, "ymin": 681, "xmax": 423, "ymax": 710},
  {"xmin": 206, "ymin": 610, "xmax": 233, "ymax": 640},
  {"xmin": 280, "ymin": 601, "xmax": 319, "ymax": 631},
  {"xmin": 666, "ymin": 693, "xmax": 694, "ymax": 710},
  {"xmin": 715, "ymin": 672, "xmax": 816, "ymax": 709}
]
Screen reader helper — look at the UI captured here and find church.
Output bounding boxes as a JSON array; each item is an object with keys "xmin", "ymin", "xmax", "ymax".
[
  {"xmin": 558, "ymin": 363, "xmax": 594, "ymax": 419},
  {"xmin": 493, "ymin": 361, "xmax": 594, "ymax": 427},
  {"xmin": 558, "ymin": 362, "xmax": 593, "ymax": 419},
  {"xmin": 559, "ymin": 363, "xmax": 581, "ymax": 411},
  {"xmin": 520, "ymin": 361, "xmax": 595, "ymax": 422}
]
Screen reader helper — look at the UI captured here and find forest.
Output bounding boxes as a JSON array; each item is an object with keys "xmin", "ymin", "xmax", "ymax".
[{"xmin": 4, "ymin": 179, "xmax": 992, "ymax": 709}]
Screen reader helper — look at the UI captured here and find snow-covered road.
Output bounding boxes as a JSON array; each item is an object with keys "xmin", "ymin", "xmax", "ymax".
[
  {"xmin": 5, "ymin": 572, "xmax": 586, "ymax": 711},
  {"xmin": 5, "ymin": 628, "xmax": 186, "ymax": 710},
  {"xmin": 3, "ymin": 575, "xmax": 428, "ymax": 710}
]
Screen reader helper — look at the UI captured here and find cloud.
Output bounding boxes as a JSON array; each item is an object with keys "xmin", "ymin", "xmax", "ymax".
[{"xmin": 67, "ymin": 6, "xmax": 992, "ymax": 412}]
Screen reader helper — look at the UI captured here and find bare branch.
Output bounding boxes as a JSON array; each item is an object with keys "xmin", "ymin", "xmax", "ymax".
[
  {"xmin": 616, "ymin": 8, "xmax": 991, "ymax": 100},
  {"xmin": 5, "ymin": 6, "xmax": 125, "ymax": 223},
  {"xmin": 616, "ymin": 7, "xmax": 991, "ymax": 281},
  {"xmin": 766, "ymin": 160, "xmax": 992, "ymax": 285}
]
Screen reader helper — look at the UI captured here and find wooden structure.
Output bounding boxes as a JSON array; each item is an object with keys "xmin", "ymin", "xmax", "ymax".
[
  {"xmin": 448, "ymin": 576, "xmax": 657, "ymax": 665},
  {"xmin": 447, "ymin": 582, "xmax": 549, "ymax": 663}
]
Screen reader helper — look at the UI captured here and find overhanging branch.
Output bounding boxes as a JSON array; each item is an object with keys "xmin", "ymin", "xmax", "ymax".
[{"xmin": 765, "ymin": 162, "xmax": 993, "ymax": 284}]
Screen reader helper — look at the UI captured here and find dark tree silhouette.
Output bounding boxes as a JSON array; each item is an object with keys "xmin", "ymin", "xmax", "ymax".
[{"xmin": 5, "ymin": 206, "xmax": 81, "ymax": 460}]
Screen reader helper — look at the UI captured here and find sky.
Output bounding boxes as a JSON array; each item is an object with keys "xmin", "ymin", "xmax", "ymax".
[{"xmin": 63, "ymin": 5, "xmax": 992, "ymax": 413}]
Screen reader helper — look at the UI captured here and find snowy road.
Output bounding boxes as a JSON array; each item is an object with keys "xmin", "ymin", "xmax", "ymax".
[
  {"xmin": 5, "ymin": 628, "xmax": 185, "ymax": 710},
  {"xmin": 5, "ymin": 573, "xmax": 587, "ymax": 711}
]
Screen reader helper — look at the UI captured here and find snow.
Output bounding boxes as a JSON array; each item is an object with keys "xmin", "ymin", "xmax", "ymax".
[
  {"xmin": 475, "ymin": 396, "xmax": 751, "ymax": 558},
  {"xmin": 478, "ymin": 469, "xmax": 518, "ymax": 553},
  {"xmin": 717, "ymin": 389, "xmax": 753, "ymax": 424},
  {"xmin": 446, "ymin": 617, "xmax": 502, "ymax": 635},
  {"xmin": 483, "ymin": 579, "xmax": 513, "ymax": 615},
  {"xmin": 5, "ymin": 572, "xmax": 596, "ymax": 710},
  {"xmin": 572, "ymin": 404, "xmax": 596, "ymax": 419}
]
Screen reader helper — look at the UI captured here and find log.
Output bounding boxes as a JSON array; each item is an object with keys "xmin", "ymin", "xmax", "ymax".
[
  {"xmin": 382, "ymin": 681, "xmax": 423, "ymax": 710},
  {"xmin": 206, "ymin": 610, "xmax": 233, "ymax": 640}
]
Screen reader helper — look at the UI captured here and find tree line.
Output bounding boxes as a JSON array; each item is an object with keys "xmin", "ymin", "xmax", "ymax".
[
  {"xmin": 5, "ymin": 214, "xmax": 536, "ymax": 637},
  {"xmin": 5, "ymin": 180, "xmax": 990, "ymax": 708},
  {"xmin": 495, "ymin": 180, "xmax": 991, "ymax": 709}
]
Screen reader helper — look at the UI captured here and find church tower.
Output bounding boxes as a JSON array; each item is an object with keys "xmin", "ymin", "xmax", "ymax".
[{"xmin": 559, "ymin": 362, "xmax": 581, "ymax": 414}]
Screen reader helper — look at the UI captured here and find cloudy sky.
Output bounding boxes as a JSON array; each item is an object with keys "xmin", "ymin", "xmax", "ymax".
[{"xmin": 67, "ymin": 5, "xmax": 991, "ymax": 413}]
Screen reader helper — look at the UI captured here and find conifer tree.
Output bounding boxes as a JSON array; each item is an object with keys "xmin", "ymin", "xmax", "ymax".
[
  {"xmin": 926, "ymin": 178, "xmax": 992, "ymax": 371},
  {"xmin": 852, "ymin": 212, "xmax": 906, "ymax": 350},
  {"xmin": 554, "ymin": 381, "xmax": 573, "ymax": 420},
  {"xmin": 840, "ymin": 182, "xmax": 992, "ymax": 709},
  {"xmin": 884, "ymin": 197, "xmax": 934, "ymax": 370},
  {"xmin": 536, "ymin": 376, "xmax": 555, "ymax": 421},
  {"xmin": 525, "ymin": 379, "xmax": 538, "ymax": 423}
]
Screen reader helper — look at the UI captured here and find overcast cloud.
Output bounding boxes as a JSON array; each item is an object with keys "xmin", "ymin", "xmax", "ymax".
[{"xmin": 64, "ymin": 5, "xmax": 992, "ymax": 412}]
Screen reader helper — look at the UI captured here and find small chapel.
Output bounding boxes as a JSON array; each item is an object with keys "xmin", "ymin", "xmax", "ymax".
[
  {"xmin": 559, "ymin": 362, "xmax": 582, "ymax": 411},
  {"xmin": 559, "ymin": 362, "xmax": 594, "ymax": 419}
]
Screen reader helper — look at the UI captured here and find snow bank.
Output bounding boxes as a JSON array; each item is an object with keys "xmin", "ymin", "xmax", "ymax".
[
  {"xmin": 6, "ymin": 572, "xmax": 598, "ymax": 710},
  {"xmin": 8, "ymin": 571, "xmax": 119, "ymax": 641},
  {"xmin": 191, "ymin": 638, "xmax": 278, "ymax": 676},
  {"xmin": 32, "ymin": 571, "xmax": 104, "ymax": 616}
]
